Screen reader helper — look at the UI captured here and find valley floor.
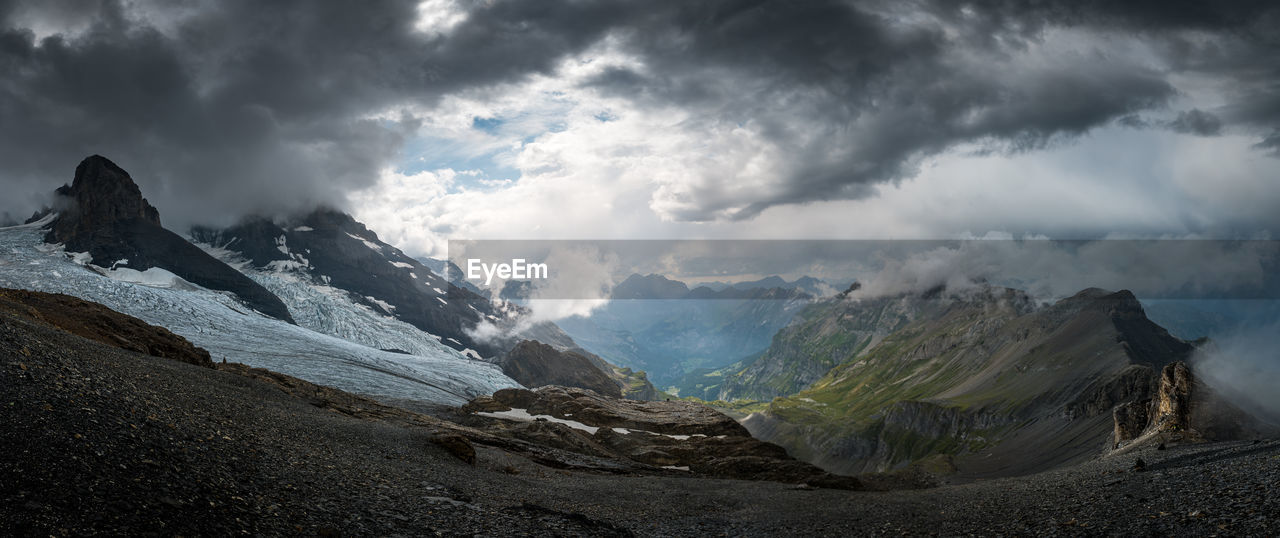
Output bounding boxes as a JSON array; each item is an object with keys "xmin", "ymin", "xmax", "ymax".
[{"xmin": 2, "ymin": 311, "xmax": 1276, "ymax": 536}]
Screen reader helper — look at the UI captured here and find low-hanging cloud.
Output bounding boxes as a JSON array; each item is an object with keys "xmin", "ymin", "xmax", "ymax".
[{"xmin": 1192, "ymin": 322, "xmax": 1280, "ymax": 425}]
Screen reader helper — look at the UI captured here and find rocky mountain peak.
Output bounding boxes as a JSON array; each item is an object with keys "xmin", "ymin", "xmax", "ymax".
[
  {"xmin": 48, "ymin": 155, "xmax": 161, "ymax": 244},
  {"xmin": 35, "ymin": 156, "xmax": 295, "ymax": 323}
]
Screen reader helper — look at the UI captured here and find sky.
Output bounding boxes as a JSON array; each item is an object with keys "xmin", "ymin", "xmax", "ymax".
[{"xmin": 1, "ymin": 0, "xmax": 1279, "ymax": 260}]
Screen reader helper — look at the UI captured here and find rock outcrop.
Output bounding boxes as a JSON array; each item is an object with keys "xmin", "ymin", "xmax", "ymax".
[
  {"xmin": 460, "ymin": 386, "xmax": 860, "ymax": 488},
  {"xmin": 491, "ymin": 341, "xmax": 624, "ymax": 398},
  {"xmin": 1112, "ymin": 360, "xmax": 1268, "ymax": 449},
  {"xmin": 42, "ymin": 155, "xmax": 293, "ymax": 322}
]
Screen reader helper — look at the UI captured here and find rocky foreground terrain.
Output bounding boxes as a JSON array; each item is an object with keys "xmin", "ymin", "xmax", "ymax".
[{"xmin": 2, "ymin": 290, "xmax": 1277, "ymax": 536}]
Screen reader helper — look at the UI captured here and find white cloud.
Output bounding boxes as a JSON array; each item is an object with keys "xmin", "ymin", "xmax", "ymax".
[{"xmin": 349, "ymin": 38, "xmax": 1280, "ymax": 261}]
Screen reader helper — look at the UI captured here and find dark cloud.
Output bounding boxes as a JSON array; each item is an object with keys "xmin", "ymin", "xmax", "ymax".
[
  {"xmin": 0, "ymin": 0, "xmax": 634, "ymax": 228},
  {"xmin": 580, "ymin": 0, "xmax": 1279, "ymax": 220},
  {"xmin": 0, "ymin": 0, "xmax": 1277, "ymax": 227},
  {"xmin": 1167, "ymin": 109, "xmax": 1223, "ymax": 136}
]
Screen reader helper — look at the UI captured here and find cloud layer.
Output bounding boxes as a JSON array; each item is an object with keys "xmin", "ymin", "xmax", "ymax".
[{"xmin": 0, "ymin": 0, "xmax": 1277, "ymax": 241}]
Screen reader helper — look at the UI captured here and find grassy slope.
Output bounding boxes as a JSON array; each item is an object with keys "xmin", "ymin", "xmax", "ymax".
[{"xmin": 750, "ymin": 288, "xmax": 1186, "ymax": 475}]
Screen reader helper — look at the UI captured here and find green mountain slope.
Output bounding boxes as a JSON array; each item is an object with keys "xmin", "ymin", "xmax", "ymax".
[{"xmin": 743, "ymin": 287, "xmax": 1192, "ymax": 476}]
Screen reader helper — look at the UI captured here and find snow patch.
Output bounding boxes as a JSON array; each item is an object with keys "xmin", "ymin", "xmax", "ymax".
[
  {"xmin": 390, "ymin": 261, "xmax": 414, "ymax": 269},
  {"xmin": 292, "ymin": 226, "xmax": 314, "ymax": 232},
  {"xmin": 68, "ymin": 251, "xmax": 92, "ymax": 265},
  {"xmin": 364, "ymin": 296, "xmax": 396, "ymax": 313},
  {"xmin": 266, "ymin": 260, "xmax": 309, "ymax": 272},
  {"xmin": 345, "ymin": 232, "xmax": 382, "ymax": 252},
  {"xmin": 475, "ymin": 408, "xmax": 600, "ymax": 434},
  {"xmin": 99, "ymin": 266, "xmax": 192, "ymax": 289}
]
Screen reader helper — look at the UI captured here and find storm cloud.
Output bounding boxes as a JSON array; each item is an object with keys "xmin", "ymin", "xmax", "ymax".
[{"xmin": 0, "ymin": 0, "xmax": 1277, "ymax": 229}]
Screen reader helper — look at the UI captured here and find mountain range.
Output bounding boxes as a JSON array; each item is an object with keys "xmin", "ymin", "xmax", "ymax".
[
  {"xmin": 555, "ymin": 273, "xmax": 816, "ymax": 386},
  {"xmin": 2, "ymin": 155, "xmax": 1276, "ymax": 535},
  {"xmin": 8, "ymin": 155, "xmax": 653, "ymax": 405}
]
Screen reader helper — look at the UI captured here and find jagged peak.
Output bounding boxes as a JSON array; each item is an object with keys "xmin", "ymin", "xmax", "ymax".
[{"xmin": 52, "ymin": 155, "xmax": 161, "ymax": 230}]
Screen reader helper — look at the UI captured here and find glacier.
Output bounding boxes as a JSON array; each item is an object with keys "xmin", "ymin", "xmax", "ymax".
[{"xmin": 0, "ymin": 218, "xmax": 519, "ymax": 406}]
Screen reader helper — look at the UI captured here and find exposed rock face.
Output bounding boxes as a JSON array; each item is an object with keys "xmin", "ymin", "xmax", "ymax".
[
  {"xmin": 1152, "ymin": 361, "xmax": 1194, "ymax": 432},
  {"xmin": 1112, "ymin": 361, "xmax": 1269, "ymax": 449},
  {"xmin": 492, "ymin": 341, "xmax": 623, "ymax": 398},
  {"xmin": 43, "ymin": 156, "xmax": 293, "ymax": 323},
  {"xmin": 460, "ymin": 386, "xmax": 860, "ymax": 488},
  {"xmin": 49, "ymin": 156, "xmax": 161, "ymax": 235},
  {"xmin": 0, "ymin": 288, "xmax": 212, "ymax": 368}
]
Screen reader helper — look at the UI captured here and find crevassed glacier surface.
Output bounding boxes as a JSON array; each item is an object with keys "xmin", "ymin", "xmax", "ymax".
[{"xmin": 0, "ymin": 219, "xmax": 518, "ymax": 406}]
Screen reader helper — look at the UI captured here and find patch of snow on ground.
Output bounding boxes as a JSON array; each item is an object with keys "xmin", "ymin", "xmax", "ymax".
[
  {"xmin": 69, "ymin": 251, "xmax": 92, "ymax": 265},
  {"xmin": 265, "ymin": 260, "xmax": 305, "ymax": 272},
  {"xmin": 364, "ymin": 296, "xmax": 396, "ymax": 313},
  {"xmin": 475, "ymin": 408, "xmax": 600, "ymax": 434},
  {"xmin": 390, "ymin": 261, "xmax": 413, "ymax": 269},
  {"xmin": 99, "ymin": 266, "xmax": 191, "ymax": 289},
  {"xmin": 345, "ymin": 232, "xmax": 383, "ymax": 252},
  {"xmin": 292, "ymin": 226, "xmax": 314, "ymax": 232}
]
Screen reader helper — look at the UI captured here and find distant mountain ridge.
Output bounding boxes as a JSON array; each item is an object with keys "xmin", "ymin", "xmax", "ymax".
[
  {"xmin": 700, "ymin": 275, "xmax": 838, "ymax": 297},
  {"xmin": 609, "ymin": 273, "xmax": 821, "ymax": 301},
  {"xmin": 558, "ymin": 273, "xmax": 815, "ymax": 386}
]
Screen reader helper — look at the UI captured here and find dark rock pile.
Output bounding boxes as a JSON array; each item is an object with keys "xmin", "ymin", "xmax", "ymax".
[{"xmin": 462, "ymin": 386, "xmax": 862, "ymax": 489}]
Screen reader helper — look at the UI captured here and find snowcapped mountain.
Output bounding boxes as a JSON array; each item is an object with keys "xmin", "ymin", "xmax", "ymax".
[
  {"xmin": 36, "ymin": 155, "xmax": 293, "ymax": 322},
  {"xmin": 189, "ymin": 209, "xmax": 511, "ymax": 357},
  {"xmin": 6, "ymin": 154, "xmax": 654, "ymax": 405},
  {"xmin": 0, "ymin": 217, "xmax": 518, "ymax": 405}
]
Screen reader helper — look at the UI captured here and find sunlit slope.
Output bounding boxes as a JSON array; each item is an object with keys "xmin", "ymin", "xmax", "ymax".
[{"xmin": 745, "ymin": 287, "xmax": 1191, "ymax": 476}]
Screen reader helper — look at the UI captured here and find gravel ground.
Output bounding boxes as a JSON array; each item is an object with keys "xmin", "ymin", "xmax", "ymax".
[{"xmin": 2, "ymin": 311, "xmax": 1277, "ymax": 536}]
